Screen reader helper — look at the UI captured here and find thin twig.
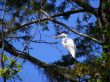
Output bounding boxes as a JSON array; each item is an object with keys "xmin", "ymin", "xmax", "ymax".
[{"xmin": 32, "ymin": 40, "xmax": 57, "ymax": 44}]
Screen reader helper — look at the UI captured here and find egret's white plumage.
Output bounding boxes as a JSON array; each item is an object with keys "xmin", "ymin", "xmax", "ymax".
[{"xmin": 55, "ymin": 32, "xmax": 76, "ymax": 58}]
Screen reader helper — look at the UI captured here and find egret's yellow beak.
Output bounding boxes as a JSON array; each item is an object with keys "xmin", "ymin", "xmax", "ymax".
[{"xmin": 54, "ymin": 35, "xmax": 59, "ymax": 38}]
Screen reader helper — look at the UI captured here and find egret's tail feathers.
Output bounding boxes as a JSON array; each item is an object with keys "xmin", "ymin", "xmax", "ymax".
[{"xmin": 68, "ymin": 48, "xmax": 75, "ymax": 58}]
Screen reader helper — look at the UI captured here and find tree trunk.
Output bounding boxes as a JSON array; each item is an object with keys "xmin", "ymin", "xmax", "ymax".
[
  {"xmin": 102, "ymin": 35, "xmax": 110, "ymax": 81},
  {"xmin": 99, "ymin": 1, "xmax": 110, "ymax": 81},
  {"xmin": 3, "ymin": 77, "xmax": 6, "ymax": 82}
]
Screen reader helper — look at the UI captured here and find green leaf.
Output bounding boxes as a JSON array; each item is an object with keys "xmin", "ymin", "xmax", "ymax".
[
  {"xmin": 3, "ymin": 68, "xmax": 9, "ymax": 74},
  {"xmin": 103, "ymin": 45, "xmax": 110, "ymax": 48},
  {"xmin": 33, "ymin": 1, "xmax": 39, "ymax": 7},
  {"xmin": 0, "ymin": 68, "xmax": 3, "ymax": 76},
  {"xmin": 3, "ymin": 54, "xmax": 8, "ymax": 62},
  {"xmin": 30, "ymin": 10, "xmax": 35, "ymax": 13}
]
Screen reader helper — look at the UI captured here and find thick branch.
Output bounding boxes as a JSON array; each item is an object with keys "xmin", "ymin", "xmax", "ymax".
[
  {"xmin": 52, "ymin": 20, "xmax": 102, "ymax": 44},
  {"xmin": 0, "ymin": 39, "xmax": 76, "ymax": 81},
  {"xmin": 5, "ymin": 9, "xmax": 87, "ymax": 36},
  {"xmin": 0, "ymin": 39, "xmax": 48, "ymax": 68},
  {"xmin": 97, "ymin": 0, "xmax": 105, "ymax": 26}
]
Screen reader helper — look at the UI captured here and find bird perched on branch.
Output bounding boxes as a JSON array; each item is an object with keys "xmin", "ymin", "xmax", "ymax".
[{"xmin": 54, "ymin": 32, "xmax": 76, "ymax": 58}]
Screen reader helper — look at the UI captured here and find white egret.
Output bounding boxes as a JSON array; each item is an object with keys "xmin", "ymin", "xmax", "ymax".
[{"xmin": 55, "ymin": 32, "xmax": 76, "ymax": 58}]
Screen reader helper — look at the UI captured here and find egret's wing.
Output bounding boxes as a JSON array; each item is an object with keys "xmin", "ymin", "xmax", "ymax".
[
  {"xmin": 66, "ymin": 38, "xmax": 76, "ymax": 58},
  {"xmin": 66, "ymin": 38, "xmax": 76, "ymax": 48},
  {"xmin": 61, "ymin": 38, "xmax": 76, "ymax": 58}
]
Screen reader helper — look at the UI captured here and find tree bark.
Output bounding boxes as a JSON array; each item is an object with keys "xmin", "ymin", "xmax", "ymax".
[
  {"xmin": 102, "ymin": 36, "xmax": 110, "ymax": 81},
  {"xmin": 97, "ymin": 0, "xmax": 110, "ymax": 81}
]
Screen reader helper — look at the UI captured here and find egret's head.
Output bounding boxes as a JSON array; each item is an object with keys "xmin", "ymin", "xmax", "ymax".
[{"xmin": 54, "ymin": 32, "xmax": 68, "ymax": 38}]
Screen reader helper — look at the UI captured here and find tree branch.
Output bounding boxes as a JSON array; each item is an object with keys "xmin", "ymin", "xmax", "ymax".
[
  {"xmin": 0, "ymin": 39, "xmax": 48, "ymax": 68},
  {"xmin": 5, "ymin": 9, "xmax": 88, "ymax": 36},
  {"xmin": 97, "ymin": 0, "xmax": 105, "ymax": 26},
  {"xmin": 32, "ymin": 40, "xmax": 58, "ymax": 44},
  {"xmin": 52, "ymin": 19, "xmax": 102, "ymax": 44},
  {"xmin": 7, "ymin": 36, "xmax": 57, "ymax": 44}
]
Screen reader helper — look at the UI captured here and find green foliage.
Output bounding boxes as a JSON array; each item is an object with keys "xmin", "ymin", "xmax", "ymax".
[
  {"xmin": 44, "ymin": 3, "xmax": 55, "ymax": 12},
  {"xmin": 103, "ymin": 45, "xmax": 110, "ymax": 49},
  {"xmin": 32, "ymin": 1, "xmax": 40, "ymax": 10},
  {"xmin": 105, "ymin": 1, "xmax": 110, "ymax": 8},
  {"xmin": 0, "ymin": 54, "xmax": 22, "ymax": 81},
  {"xmin": 7, "ymin": 0, "xmax": 29, "ymax": 9},
  {"xmin": 52, "ymin": 53, "xmax": 108, "ymax": 81},
  {"xmin": 2, "ymin": 54, "xmax": 8, "ymax": 62}
]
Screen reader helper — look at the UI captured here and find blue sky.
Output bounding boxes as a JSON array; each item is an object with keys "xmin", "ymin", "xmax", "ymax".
[{"xmin": 0, "ymin": 0, "xmax": 100, "ymax": 82}]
